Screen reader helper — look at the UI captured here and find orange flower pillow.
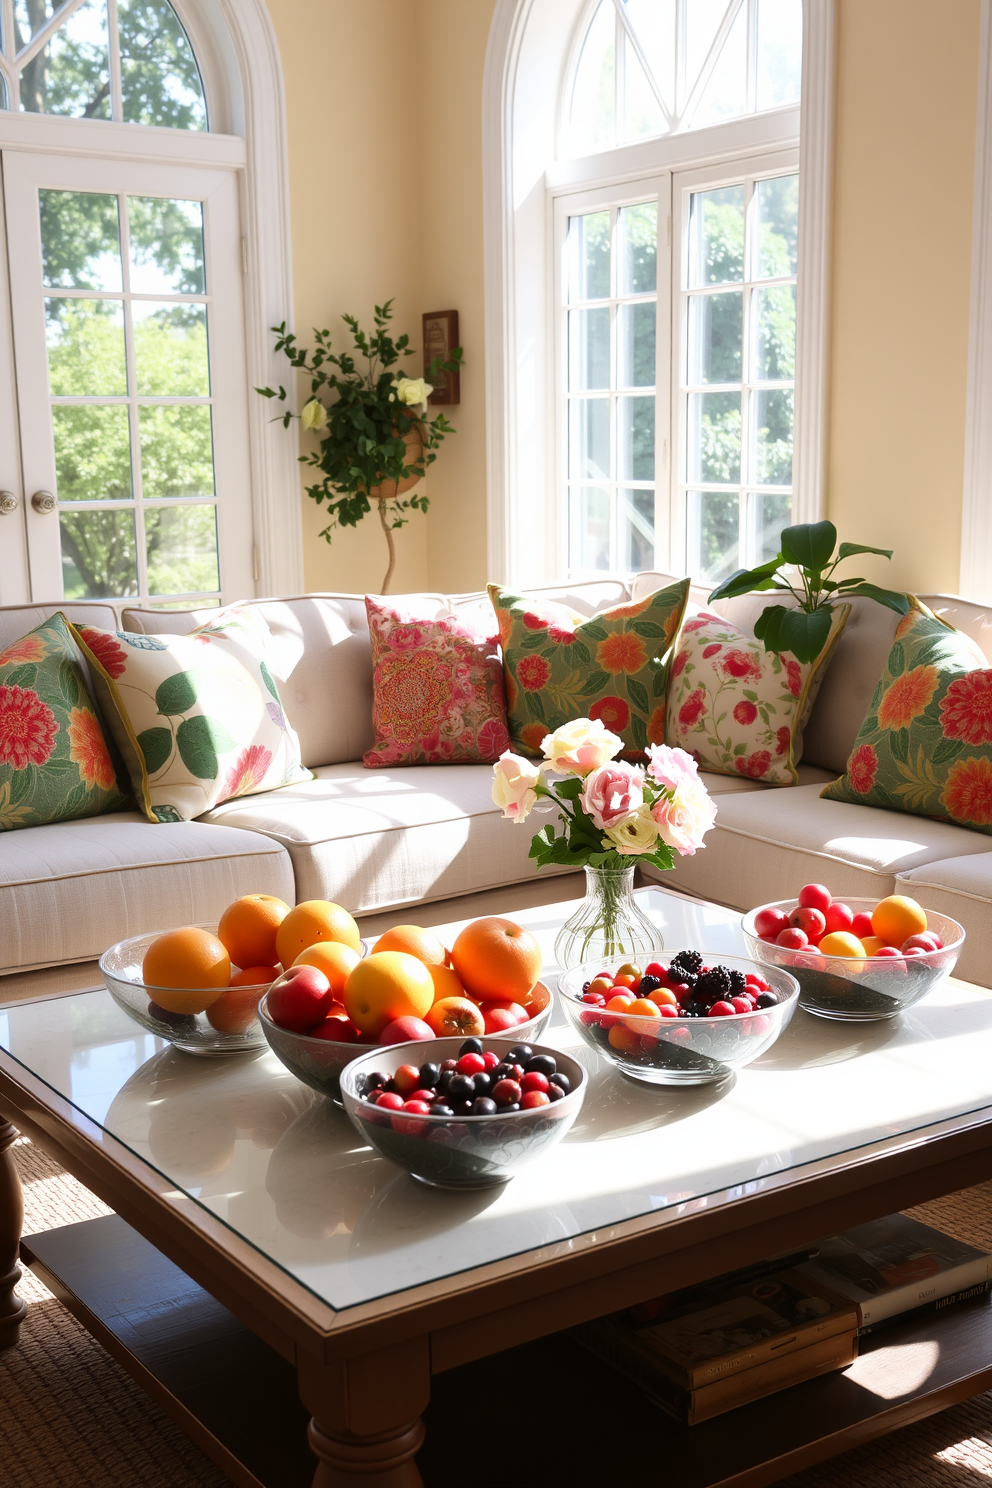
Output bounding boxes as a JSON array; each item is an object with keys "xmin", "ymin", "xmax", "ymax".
[
  {"xmin": 489, "ymin": 580, "xmax": 690, "ymax": 755},
  {"xmin": 822, "ymin": 603, "xmax": 992, "ymax": 830}
]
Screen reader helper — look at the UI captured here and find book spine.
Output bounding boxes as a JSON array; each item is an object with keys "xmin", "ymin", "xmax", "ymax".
[
  {"xmin": 858, "ymin": 1256, "xmax": 992, "ymax": 1325},
  {"xmin": 643, "ymin": 1333, "xmax": 858, "ymax": 1426},
  {"xmin": 858, "ymin": 1280, "xmax": 991, "ymax": 1337}
]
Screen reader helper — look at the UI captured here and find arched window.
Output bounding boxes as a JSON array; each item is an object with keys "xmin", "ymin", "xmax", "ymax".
[
  {"xmin": 484, "ymin": 0, "xmax": 830, "ymax": 591},
  {"xmin": 0, "ymin": 0, "xmax": 300, "ymax": 608}
]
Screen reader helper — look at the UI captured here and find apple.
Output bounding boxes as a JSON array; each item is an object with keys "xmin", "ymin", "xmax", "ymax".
[
  {"xmin": 425, "ymin": 996, "xmax": 486, "ymax": 1037},
  {"xmin": 266, "ymin": 964, "xmax": 334, "ymax": 1033},
  {"xmin": 378, "ymin": 1015, "xmax": 435, "ymax": 1045},
  {"xmin": 902, "ymin": 933, "xmax": 941, "ymax": 953},
  {"xmin": 789, "ymin": 906, "xmax": 826, "ymax": 943},
  {"xmin": 798, "ymin": 883, "xmax": 832, "ymax": 913},
  {"xmin": 823, "ymin": 902, "xmax": 854, "ymax": 934},
  {"xmin": 754, "ymin": 907, "xmax": 789, "ymax": 939},
  {"xmin": 775, "ymin": 926, "xmax": 808, "ymax": 950},
  {"xmin": 480, "ymin": 1000, "xmax": 528, "ymax": 1033},
  {"xmin": 873, "ymin": 945, "xmax": 903, "ymax": 959},
  {"xmin": 850, "ymin": 912, "xmax": 874, "ymax": 939},
  {"xmin": 310, "ymin": 1015, "xmax": 359, "ymax": 1043}
]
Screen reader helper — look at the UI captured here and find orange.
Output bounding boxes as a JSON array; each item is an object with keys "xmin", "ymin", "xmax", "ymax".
[
  {"xmin": 871, "ymin": 895, "xmax": 928, "ymax": 947},
  {"xmin": 229, "ymin": 964, "xmax": 279, "ymax": 988},
  {"xmin": 217, "ymin": 894, "xmax": 290, "ymax": 970},
  {"xmin": 372, "ymin": 924, "xmax": 447, "ymax": 965},
  {"xmin": 859, "ymin": 936, "xmax": 885, "ymax": 957},
  {"xmin": 450, "ymin": 917, "xmax": 542, "ymax": 1004},
  {"xmin": 608, "ymin": 1023, "xmax": 640, "ymax": 1053},
  {"xmin": 818, "ymin": 931, "xmax": 866, "ymax": 959},
  {"xmin": 343, "ymin": 951, "xmax": 434, "ymax": 1037},
  {"xmin": 294, "ymin": 941, "xmax": 362, "ymax": 998},
  {"xmin": 427, "ymin": 962, "xmax": 467, "ymax": 1005},
  {"xmin": 275, "ymin": 900, "xmax": 361, "ymax": 967},
  {"xmin": 425, "ymin": 996, "xmax": 486, "ymax": 1037},
  {"xmin": 207, "ymin": 985, "xmax": 265, "ymax": 1034},
  {"xmin": 142, "ymin": 927, "xmax": 231, "ymax": 1013}
]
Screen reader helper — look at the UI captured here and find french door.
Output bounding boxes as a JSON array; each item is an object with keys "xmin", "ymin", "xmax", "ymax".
[{"xmin": 0, "ymin": 150, "xmax": 254, "ymax": 608}]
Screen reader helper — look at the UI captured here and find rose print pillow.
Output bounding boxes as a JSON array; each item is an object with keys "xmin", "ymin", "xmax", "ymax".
[
  {"xmin": 666, "ymin": 604, "xmax": 850, "ymax": 785},
  {"xmin": 363, "ymin": 597, "xmax": 509, "ymax": 767},
  {"xmin": 0, "ymin": 613, "xmax": 128, "ymax": 831},
  {"xmin": 70, "ymin": 606, "xmax": 311, "ymax": 823},
  {"xmin": 822, "ymin": 603, "xmax": 992, "ymax": 831}
]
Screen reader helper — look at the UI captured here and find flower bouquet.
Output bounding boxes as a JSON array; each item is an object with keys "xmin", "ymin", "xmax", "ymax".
[{"xmin": 492, "ymin": 719, "xmax": 716, "ymax": 968}]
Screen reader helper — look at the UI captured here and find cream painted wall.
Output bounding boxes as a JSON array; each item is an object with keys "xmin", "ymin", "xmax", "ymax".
[
  {"xmin": 263, "ymin": 0, "xmax": 495, "ymax": 598},
  {"xmin": 828, "ymin": 0, "xmax": 980, "ymax": 596}
]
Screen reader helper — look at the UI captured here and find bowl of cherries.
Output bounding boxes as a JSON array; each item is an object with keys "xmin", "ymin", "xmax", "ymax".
[
  {"xmin": 340, "ymin": 1037, "xmax": 586, "ymax": 1188},
  {"xmin": 742, "ymin": 885, "xmax": 965, "ymax": 1021},
  {"xmin": 557, "ymin": 952, "xmax": 799, "ymax": 1086}
]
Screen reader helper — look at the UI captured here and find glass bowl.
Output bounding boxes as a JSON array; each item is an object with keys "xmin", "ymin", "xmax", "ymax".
[
  {"xmin": 258, "ymin": 980, "xmax": 554, "ymax": 1105},
  {"xmin": 340, "ymin": 1036, "xmax": 586, "ymax": 1188},
  {"xmin": 558, "ymin": 952, "xmax": 799, "ymax": 1086},
  {"xmin": 99, "ymin": 925, "xmax": 273, "ymax": 1055},
  {"xmin": 741, "ymin": 898, "xmax": 965, "ymax": 1021}
]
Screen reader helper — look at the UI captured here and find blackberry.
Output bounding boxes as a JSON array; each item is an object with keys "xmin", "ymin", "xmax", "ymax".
[
  {"xmin": 728, "ymin": 968, "xmax": 747, "ymax": 995},
  {"xmin": 670, "ymin": 950, "xmax": 703, "ymax": 981},
  {"xmin": 696, "ymin": 966, "xmax": 733, "ymax": 1003}
]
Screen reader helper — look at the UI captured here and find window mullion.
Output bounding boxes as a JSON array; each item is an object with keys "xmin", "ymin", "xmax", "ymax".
[
  {"xmin": 118, "ymin": 188, "xmax": 148, "ymax": 602},
  {"xmin": 107, "ymin": 0, "xmax": 123, "ymax": 124}
]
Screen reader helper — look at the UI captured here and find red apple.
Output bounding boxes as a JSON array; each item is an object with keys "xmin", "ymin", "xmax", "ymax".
[
  {"xmin": 902, "ymin": 933, "xmax": 941, "ymax": 953},
  {"xmin": 754, "ymin": 906, "xmax": 790, "ymax": 939},
  {"xmin": 823, "ymin": 902, "xmax": 854, "ymax": 934},
  {"xmin": 873, "ymin": 945, "xmax": 903, "ymax": 958},
  {"xmin": 266, "ymin": 965, "xmax": 333, "ymax": 1033},
  {"xmin": 798, "ymin": 883, "xmax": 832, "ymax": 913},
  {"xmin": 776, "ymin": 926, "xmax": 808, "ymax": 950},
  {"xmin": 789, "ymin": 906, "xmax": 826, "ymax": 944},
  {"xmin": 311, "ymin": 1015, "xmax": 359, "ymax": 1043},
  {"xmin": 851, "ymin": 912, "xmax": 874, "ymax": 939},
  {"xmin": 480, "ymin": 1000, "xmax": 528, "ymax": 1033},
  {"xmin": 378, "ymin": 1015, "xmax": 435, "ymax": 1045},
  {"xmin": 902, "ymin": 946, "xmax": 927, "ymax": 958}
]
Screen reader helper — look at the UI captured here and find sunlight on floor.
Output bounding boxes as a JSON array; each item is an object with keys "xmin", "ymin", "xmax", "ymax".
[{"xmin": 934, "ymin": 1435, "xmax": 992, "ymax": 1476}]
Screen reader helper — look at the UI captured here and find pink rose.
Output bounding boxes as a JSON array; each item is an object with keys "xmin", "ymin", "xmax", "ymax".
[
  {"xmin": 645, "ymin": 743, "xmax": 701, "ymax": 793},
  {"xmin": 580, "ymin": 762, "xmax": 644, "ymax": 831},
  {"xmin": 651, "ymin": 772, "xmax": 716, "ymax": 857}
]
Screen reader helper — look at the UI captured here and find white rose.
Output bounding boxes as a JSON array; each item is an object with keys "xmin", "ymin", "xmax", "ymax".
[
  {"xmin": 492, "ymin": 751, "xmax": 542, "ymax": 822},
  {"xmin": 541, "ymin": 717, "xmax": 623, "ymax": 776},
  {"xmin": 394, "ymin": 376, "xmax": 433, "ymax": 407},
  {"xmin": 300, "ymin": 398, "xmax": 329, "ymax": 431},
  {"xmin": 602, "ymin": 805, "xmax": 660, "ymax": 856}
]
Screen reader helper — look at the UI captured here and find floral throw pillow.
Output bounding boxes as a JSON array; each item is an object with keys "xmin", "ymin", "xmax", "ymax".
[
  {"xmin": 666, "ymin": 604, "xmax": 850, "ymax": 785},
  {"xmin": 0, "ymin": 613, "xmax": 128, "ymax": 831},
  {"xmin": 363, "ymin": 597, "xmax": 510, "ymax": 767},
  {"xmin": 821, "ymin": 604, "xmax": 992, "ymax": 831},
  {"xmin": 70, "ymin": 606, "xmax": 312, "ymax": 823},
  {"xmin": 489, "ymin": 580, "xmax": 690, "ymax": 756}
]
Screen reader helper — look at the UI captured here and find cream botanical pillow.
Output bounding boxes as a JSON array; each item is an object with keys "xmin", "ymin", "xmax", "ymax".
[
  {"xmin": 70, "ymin": 607, "xmax": 311, "ymax": 823},
  {"xmin": 665, "ymin": 604, "xmax": 850, "ymax": 785}
]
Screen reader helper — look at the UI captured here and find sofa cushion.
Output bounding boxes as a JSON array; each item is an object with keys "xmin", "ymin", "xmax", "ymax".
[
  {"xmin": 699, "ymin": 764, "xmax": 835, "ymax": 796},
  {"xmin": 0, "ymin": 602, "xmax": 120, "ymax": 651},
  {"xmin": 197, "ymin": 762, "xmax": 564, "ymax": 913},
  {"xmin": 0, "ymin": 813, "xmax": 294, "ymax": 975},
  {"xmin": 896, "ymin": 853, "xmax": 992, "ymax": 987},
  {"xmin": 641, "ymin": 784, "xmax": 992, "ymax": 910}
]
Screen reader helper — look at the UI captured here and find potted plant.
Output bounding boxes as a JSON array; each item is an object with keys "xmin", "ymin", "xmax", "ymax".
[{"xmin": 257, "ymin": 300, "xmax": 463, "ymax": 591}]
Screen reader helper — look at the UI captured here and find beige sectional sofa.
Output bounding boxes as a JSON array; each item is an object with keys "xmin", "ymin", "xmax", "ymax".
[{"xmin": 3, "ymin": 577, "xmax": 992, "ymax": 986}]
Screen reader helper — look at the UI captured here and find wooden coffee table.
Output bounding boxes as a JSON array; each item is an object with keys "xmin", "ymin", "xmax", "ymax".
[{"xmin": 4, "ymin": 885, "xmax": 992, "ymax": 1488}]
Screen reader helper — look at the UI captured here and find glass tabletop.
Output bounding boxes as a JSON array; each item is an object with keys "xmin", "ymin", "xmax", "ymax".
[{"xmin": 3, "ymin": 887, "xmax": 992, "ymax": 1313}]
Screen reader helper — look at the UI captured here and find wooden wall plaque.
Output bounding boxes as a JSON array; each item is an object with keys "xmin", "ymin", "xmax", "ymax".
[{"xmin": 423, "ymin": 309, "xmax": 460, "ymax": 405}]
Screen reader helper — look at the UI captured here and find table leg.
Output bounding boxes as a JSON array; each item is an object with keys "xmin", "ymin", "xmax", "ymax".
[
  {"xmin": 0, "ymin": 1121, "xmax": 27, "ymax": 1349},
  {"xmin": 298, "ymin": 1336, "xmax": 429, "ymax": 1488}
]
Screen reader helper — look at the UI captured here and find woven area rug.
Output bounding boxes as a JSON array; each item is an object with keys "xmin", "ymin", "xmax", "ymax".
[{"xmin": 4, "ymin": 1138, "xmax": 992, "ymax": 1488}]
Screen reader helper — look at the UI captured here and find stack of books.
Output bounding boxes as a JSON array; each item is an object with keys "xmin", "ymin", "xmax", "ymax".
[{"xmin": 571, "ymin": 1215, "xmax": 991, "ymax": 1426}]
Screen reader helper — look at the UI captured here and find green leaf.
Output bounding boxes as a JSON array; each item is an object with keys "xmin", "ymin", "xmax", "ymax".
[
  {"xmin": 630, "ymin": 713, "xmax": 647, "ymax": 748},
  {"xmin": 570, "ymin": 640, "xmax": 591, "ymax": 667},
  {"xmin": 176, "ymin": 715, "xmax": 223, "ymax": 779},
  {"xmin": 753, "ymin": 604, "xmax": 833, "ymax": 663},
  {"xmin": 520, "ymin": 630, "xmax": 547, "ymax": 650},
  {"xmin": 932, "ymin": 736, "xmax": 965, "ymax": 767},
  {"xmin": 888, "ymin": 641, "xmax": 906, "ymax": 676},
  {"xmin": 861, "ymin": 716, "xmax": 879, "ymax": 734},
  {"xmin": 582, "ymin": 622, "xmax": 608, "ymax": 642},
  {"xmin": 837, "ymin": 542, "xmax": 894, "ymax": 562},
  {"xmin": 643, "ymin": 844, "xmax": 676, "ymax": 873},
  {"xmin": 890, "ymin": 728, "xmax": 910, "ymax": 764},
  {"xmin": 137, "ymin": 727, "xmax": 173, "ymax": 775},
  {"xmin": 707, "ymin": 556, "xmax": 783, "ymax": 603},
  {"xmin": 260, "ymin": 661, "xmax": 281, "ymax": 701},
  {"xmin": 526, "ymin": 690, "xmax": 547, "ymax": 723},
  {"xmin": 580, "ymin": 670, "xmax": 610, "ymax": 697},
  {"xmin": 555, "ymin": 776, "xmax": 583, "ymax": 799},
  {"xmin": 2, "ymin": 664, "xmax": 37, "ymax": 689},
  {"xmin": 155, "ymin": 670, "xmax": 198, "ymax": 717},
  {"xmin": 627, "ymin": 677, "xmax": 649, "ymax": 715},
  {"xmin": 780, "ymin": 520, "xmax": 837, "ymax": 572},
  {"xmin": 652, "ymin": 667, "xmax": 668, "ymax": 697},
  {"xmin": 630, "ymin": 620, "xmax": 665, "ymax": 638},
  {"xmin": 833, "ymin": 583, "xmax": 909, "ymax": 615}
]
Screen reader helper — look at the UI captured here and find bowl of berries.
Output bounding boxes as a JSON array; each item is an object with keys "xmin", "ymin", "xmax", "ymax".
[
  {"xmin": 340, "ymin": 1037, "xmax": 585, "ymax": 1188},
  {"xmin": 557, "ymin": 952, "xmax": 799, "ymax": 1086},
  {"xmin": 742, "ymin": 886, "xmax": 965, "ymax": 1021}
]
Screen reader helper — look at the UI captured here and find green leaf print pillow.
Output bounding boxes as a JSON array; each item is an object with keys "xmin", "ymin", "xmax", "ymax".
[
  {"xmin": 822, "ymin": 602, "xmax": 992, "ymax": 831},
  {"xmin": 0, "ymin": 612, "xmax": 128, "ymax": 832},
  {"xmin": 70, "ymin": 606, "xmax": 311, "ymax": 823}
]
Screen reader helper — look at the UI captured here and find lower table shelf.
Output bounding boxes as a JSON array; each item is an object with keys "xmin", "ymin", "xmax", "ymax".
[{"xmin": 21, "ymin": 1215, "xmax": 992, "ymax": 1488}]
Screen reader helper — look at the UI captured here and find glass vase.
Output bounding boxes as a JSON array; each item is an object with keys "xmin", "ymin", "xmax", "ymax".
[{"xmin": 553, "ymin": 865, "xmax": 663, "ymax": 972}]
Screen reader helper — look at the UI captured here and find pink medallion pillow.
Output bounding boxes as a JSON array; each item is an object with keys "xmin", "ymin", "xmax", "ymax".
[
  {"xmin": 363, "ymin": 597, "xmax": 510, "ymax": 768},
  {"xmin": 665, "ymin": 604, "xmax": 850, "ymax": 785}
]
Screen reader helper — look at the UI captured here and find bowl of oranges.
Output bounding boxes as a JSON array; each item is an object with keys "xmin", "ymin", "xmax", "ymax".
[
  {"xmin": 742, "ymin": 888, "xmax": 965, "ymax": 1021},
  {"xmin": 258, "ymin": 916, "xmax": 552, "ymax": 1103},
  {"xmin": 99, "ymin": 895, "xmax": 366, "ymax": 1055}
]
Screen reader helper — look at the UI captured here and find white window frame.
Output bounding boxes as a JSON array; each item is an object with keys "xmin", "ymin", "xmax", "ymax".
[
  {"xmin": 0, "ymin": 0, "xmax": 301, "ymax": 604},
  {"xmin": 483, "ymin": 0, "xmax": 834, "ymax": 588}
]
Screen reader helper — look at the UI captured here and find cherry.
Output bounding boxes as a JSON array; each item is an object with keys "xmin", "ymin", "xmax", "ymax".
[
  {"xmin": 645, "ymin": 961, "xmax": 666, "ymax": 979},
  {"xmin": 456, "ymin": 1052, "xmax": 486, "ymax": 1075},
  {"xmin": 707, "ymin": 1000, "xmax": 736, "ymax": 1017},
  {"xmin": 582, "ymin": 991, "xmax": 607, "ymax": 1006},
  {"xmin": 393, "ymin": 1064, "xmax": 422, "ymax": 1095},
  {"xmin": 482, "ymin": 1051, "xmax": 501, "ymax": 1071},
  {"xmin": 521, "ymin": 1090, "xmax": 550, "ymax": 1109},
  {"xmin": 492, "ymin": 1079, "xmax": 522, "ymax": 1106},
  {"xmin": 520, "ymin": 1071, "xmax": 549, "ymax": 1093},
  {"xmin": 730, "ymin": 996, "xmax": 752, "ymax": 1014},
  {"xmin": 376, "ymin": 1091, "xmax": 404, "ymax": 1111}
]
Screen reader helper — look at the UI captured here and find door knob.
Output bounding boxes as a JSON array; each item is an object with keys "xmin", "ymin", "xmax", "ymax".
[
  {"xmin": 0, "ymin": 491, "xmax": 17, "ymax": 514},
  {"xmin": 31, "ymin": 490, "xmax": 56, "ymax": 513}
]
